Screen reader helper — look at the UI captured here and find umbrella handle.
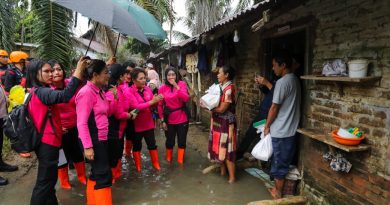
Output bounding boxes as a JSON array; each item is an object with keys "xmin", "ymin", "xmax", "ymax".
[
  {"xmin": 114, "ymin": 33, "xmax": 121, "ymax": 57},
  {"xmin": 85, "ymin": 23, "xmax": 99, "ymax": 56}
]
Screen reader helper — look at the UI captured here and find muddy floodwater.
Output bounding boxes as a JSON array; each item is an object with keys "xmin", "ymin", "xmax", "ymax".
[{"xmin": 0, "ymin": 126, "xmax": 271, "ymax": 204}]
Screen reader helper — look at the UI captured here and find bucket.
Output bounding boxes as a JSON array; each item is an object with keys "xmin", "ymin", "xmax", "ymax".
[{"xmin": 348, "ymin": 59, "xmax": 368, "ymax": 78}]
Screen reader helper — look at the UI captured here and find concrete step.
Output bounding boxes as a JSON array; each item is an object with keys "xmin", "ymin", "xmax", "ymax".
[{"xmin": 247, "ymin": 196, "xmax": 308, "ymax": 205}]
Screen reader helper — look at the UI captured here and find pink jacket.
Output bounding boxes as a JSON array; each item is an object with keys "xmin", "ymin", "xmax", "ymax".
[
  {"xmin": 76, "ymin": 81, "xmax": 109, "ymax": 149},
  {"xmin": 28, "ymin": 77, "xmax": 81, "ymax": 148},
  {"xmin": 126, "ymin": 85, "xmax": 155, "ymax": 133},
  {"xmin": 52, "ymin": 79, "xmax": 78, "ymax": 129},
  {"xmin": 29, "ymin": 93, "xmax": 63, "ymax": 147},
  {"xmin": 158, "ymin": 81, "xmax": 189, "ymax": 124}
]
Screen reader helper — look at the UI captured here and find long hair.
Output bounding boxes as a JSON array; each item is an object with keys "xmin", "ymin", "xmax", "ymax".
[
  {"xmin": 26, "ymin": 59, "xmax": 47, "ymax": 88},
  {"xmin": 164, "ymin": 66, "xmax": 182, "ymax": 86}
]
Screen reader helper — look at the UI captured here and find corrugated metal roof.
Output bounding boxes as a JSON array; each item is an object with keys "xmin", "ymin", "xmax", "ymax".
[
  {"xmin": 201, "ymin": 1, "xmax": 266, "ymax": 34},
  {"xmin": 148, "ymin": 1, "xmax": 270, "ymax": 60}
]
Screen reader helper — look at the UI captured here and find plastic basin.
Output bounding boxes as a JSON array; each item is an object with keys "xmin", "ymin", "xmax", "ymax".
[{"xmin": 331, "ymin": 130, "xmax": 365, "ymax": 146}]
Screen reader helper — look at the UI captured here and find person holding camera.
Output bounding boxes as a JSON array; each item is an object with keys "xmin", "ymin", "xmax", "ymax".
[{"xmin": 26, "ymin": 57, "xmax": 87, "ymax": 205}]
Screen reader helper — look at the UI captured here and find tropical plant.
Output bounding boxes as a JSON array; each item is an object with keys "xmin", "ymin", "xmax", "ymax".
[
  {"xmin": 234, "ymin": 0, "xmax": 254, "ymax": 13},
  {"xmin": 133, "ymin": 0, "xmax": 174, "ymax": 25},
  {"xmin": 14, "ymin": 0, "xmax": 39, "ymax": 45},
  {"xmin": 0, "ymin": 0, "xmax": 16, "ymax": 51},
  {"xmin": 32, "ymin": 0, "xmax": 74, "ymax": 69},
  {"xmin": 125, "ymin": 38, "xmax": 168, "ymax": 59},
  {"xmin": 182, "ymin": 0, "xmax": 233, "ymax": 36}
]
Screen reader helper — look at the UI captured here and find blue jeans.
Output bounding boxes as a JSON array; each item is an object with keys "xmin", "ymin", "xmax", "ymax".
[{"xmin": 270, "ymin": 136, "xmax": 296, "ymax": 179}]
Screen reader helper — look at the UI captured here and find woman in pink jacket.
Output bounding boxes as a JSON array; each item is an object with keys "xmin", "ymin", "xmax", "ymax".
[
  {"xmin": 126, "ymin": 68, "xmax": 163, "ymax": 172},
  {"xmin": 26, "ymin": 57, "xmax": 87, "ymax": 205},
  {"xmin": 76, "ymin": 60, "xmax": 112, "ymax": 205},
  {"xmin": 158, "ymin": 67, "xmax": 190, "ymax": 164},
  {"xmin": 49, "ymin": 60, "xmax": 86, "ymax": 189},
  {"xmin": 105, "ymin": 64, "xmax": 135, "ymax": 183}
]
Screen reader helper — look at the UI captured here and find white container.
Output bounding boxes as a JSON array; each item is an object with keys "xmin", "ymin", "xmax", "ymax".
[
  {"xmin": 337, "ymin": 128, "xmax": 357, "ymax": 139},
  {"xmin": 348, "ymin": 59, "xmax": 368, "ymax": 78}
]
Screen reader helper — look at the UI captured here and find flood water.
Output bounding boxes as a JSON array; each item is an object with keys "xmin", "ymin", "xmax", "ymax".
[{"xmin": 0, "ymin": 126, "xmax": 272, "ymax": 204}]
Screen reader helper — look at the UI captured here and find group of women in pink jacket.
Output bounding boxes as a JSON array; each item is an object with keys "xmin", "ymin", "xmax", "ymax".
[{"xmin": 25, "ymin": 57, "xmax": 190, "ymax": 205}]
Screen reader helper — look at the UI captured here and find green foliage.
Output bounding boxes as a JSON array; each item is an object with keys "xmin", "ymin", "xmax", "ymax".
[
  {"xmin": 133, "ymin": 0, "xmax": 174, "ymax": 24},
  {"xmin": 14, "ymin": 1, "xmax": 39, "ymax": 44},
  {"xmin": 0, "ymin": 0, "xmax": 15, "ymax": 51},
  {"xmin": 125, "ymin": 38, "xmax": 167, "ymax": 59},
  {"xmin": 32, "ymin": 0, "xmax": 74, "ymax": 69}
]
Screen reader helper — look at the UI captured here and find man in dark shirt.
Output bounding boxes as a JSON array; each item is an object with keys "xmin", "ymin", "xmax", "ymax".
[{"xmin": 236, "ymin": 74, "xmax": 277, "ymax": 160}]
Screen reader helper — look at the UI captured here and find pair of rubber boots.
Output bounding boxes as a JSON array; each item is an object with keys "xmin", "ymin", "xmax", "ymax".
[
  {"xmin": 111, "ymin": 161, "xmax": 121, "ymax": 184},
  {"xmin": 58, "ymin": 162, "xmax": 87, "ymax": 189},
  {"xmin": 165, "ymin": 148, "xmax": 185, "ymax": 164},
  {"xmin": 132, "ymin": 149, "xmax": 160, "ymax": 172},
  {"xmin": 86, "ymin": 179, "xmax": 112, "ymax": 205}
]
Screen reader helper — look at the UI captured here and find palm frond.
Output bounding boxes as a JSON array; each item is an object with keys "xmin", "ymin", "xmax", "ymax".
[
  {"xmin": 0, "ymin": 0, "xmax": 15, "ymax": 51},
  {"xmin": 234, "ymin": 0, "xmax": 253, "ymax": 14},
  {"xmin": 32, "ymin": 0, "xmax": 73, "ymax": 69},
  {"xmin": 165, "ymin": 30, "xmax": 191, "ymax": 41}
]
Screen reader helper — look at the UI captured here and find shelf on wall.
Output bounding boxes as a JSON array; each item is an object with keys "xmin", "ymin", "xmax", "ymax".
[
  {"xmin": 300, "ymin": 75, "xmax": 382, "ymax": 83},
  {"xmin": 297, "ymin": 128, "xmax": 370, "ymax": 152}
]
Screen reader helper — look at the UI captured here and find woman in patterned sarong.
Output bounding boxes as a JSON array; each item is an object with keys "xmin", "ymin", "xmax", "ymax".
[{"xmin": 208, "ymin": 66, "xmax": 237, "ymax": 183}]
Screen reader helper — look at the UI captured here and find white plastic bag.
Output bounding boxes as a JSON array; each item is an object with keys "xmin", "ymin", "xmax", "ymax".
[
  {"xmin": 251, "ymin": 128, "xmax": 273, "ymax": 161},
  {"xmin": 58, "ymin": 149, "xmax": 68, "ymax": 166},
  {"xmin": 200, "ymin": 84, "xmax": 221, "ymax": 110}
]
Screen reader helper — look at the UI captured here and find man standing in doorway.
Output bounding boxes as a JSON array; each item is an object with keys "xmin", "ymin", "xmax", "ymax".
[{"xmin": 264, "ymin": 52, "xmax": 301, "ymax": 199}]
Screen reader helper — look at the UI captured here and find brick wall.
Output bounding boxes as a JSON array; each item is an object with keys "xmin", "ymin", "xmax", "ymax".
[
  {"xmin": 184, "ymin": 0, "xmax": 389, "ymax": 204},
  {"xmin": 262, "ymin": 0, "xmax": 390, "ymax": 204}
]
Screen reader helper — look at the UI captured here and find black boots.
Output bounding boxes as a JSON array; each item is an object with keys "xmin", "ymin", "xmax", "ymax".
[
  {"xmin": 0, "ymin": 160, "xmax": 18, "ymax": 172},
  {"xmin": 0, "ymin": 176, "xmax": 8, "ymax": 186}
]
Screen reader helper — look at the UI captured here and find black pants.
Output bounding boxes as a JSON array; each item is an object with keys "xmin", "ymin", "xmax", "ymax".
[
  {"xmin": 59, "ymin": 127, "xmax": 84, "ymax": 168},
  {"xmin": 89, "ymin": 140, "xmax": 112, "ymax": 189},
  {"xmin": 236, "ymin": 113, "xmax": 264, "ymax": 159},
  {"xmin": 31, "ymin": 143, "xmax": 59, "ymax": 205},
  {"xmin": 133, "ymin": 129, "xmax": 157, "ymax": 152},
  {"xmin": 166, "ymin": 122, "xmax": 189, "ymax": 149},
  {"xmin": 107, "ymin": 137, "xmax": 124, "ymax": 168},
  {"xmin": 124, "ymin": 120, "xmax": 135, "ymax": 141}
]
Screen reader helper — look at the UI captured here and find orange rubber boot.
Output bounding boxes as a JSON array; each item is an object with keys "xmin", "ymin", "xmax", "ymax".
[
  {"xmin": 94, "ymin": 187, "xmax": 112, "ymax": 205},
  {"xmin": 124, "ymin": 140, "xmax": 132, "ymax": 157},
  {"xmin": 86, "ymin": 179, "xmax": 96, "ymax": 205},
  {"xmin": 58, "ymin": 167, "xmax": 71, "ymax": 189},
  {"xmin": 177, "ymin": 148, "xmax": 185, "ymax": 164},
  {"xmin": 166, "ymin": 148, "xmax": 173, "ymax": 163},
  {"xmin": 149, "ymin": 149, "xmax": 161, "ymax": 171},
  {"xmin": 74, "ymin": 162, "xmax": 87, "ymax": 185},
  {"xmin": 133, "ymin": 151, "xmax": 142, "ymax": 172}
]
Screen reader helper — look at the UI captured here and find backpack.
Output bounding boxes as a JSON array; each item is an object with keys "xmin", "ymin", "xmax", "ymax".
[{"xmin": 3, "ymin": 92, "xmax": 55, "ymax": 152}]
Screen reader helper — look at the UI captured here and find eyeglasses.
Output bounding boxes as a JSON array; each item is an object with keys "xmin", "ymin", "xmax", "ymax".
[{"xmin": 0, "ymin": 56, "xmax": 8, "ymax": 59}]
